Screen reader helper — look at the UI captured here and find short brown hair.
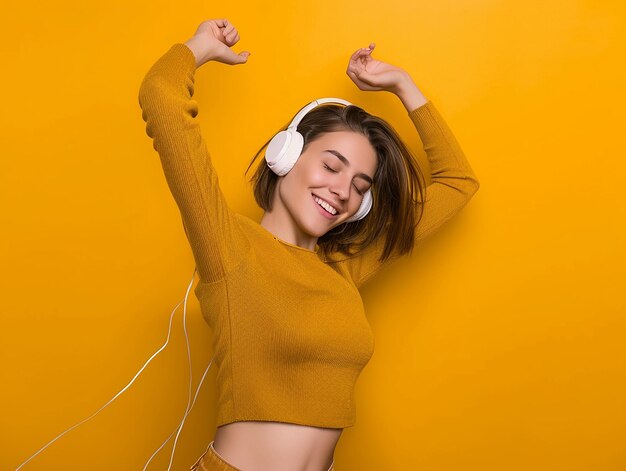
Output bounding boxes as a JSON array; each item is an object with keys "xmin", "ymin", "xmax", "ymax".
[{"xmin": 245, "ymin": 103, "xmax": 427, "ymax": 264}]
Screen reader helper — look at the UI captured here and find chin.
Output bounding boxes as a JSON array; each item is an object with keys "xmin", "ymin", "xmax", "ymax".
[
  {"xmin": 298, "ymin": 216, "xmax": 331, "ymax": 238},
  {"xmin": 306, "ymin": 223, "xmax": 329, "ymax": 238},
  {"xmin": 319, "ymin": 219, "xmax": 349, "ymax": 237}
]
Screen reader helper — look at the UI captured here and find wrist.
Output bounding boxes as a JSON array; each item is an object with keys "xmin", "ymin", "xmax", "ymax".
[
  {"xmin": 183, "ymin": 37, "xmax": 212, "ymax": 67},
  {"xmin": 394, "ymin": 73, "xmax": 428, "ymax": 111}
]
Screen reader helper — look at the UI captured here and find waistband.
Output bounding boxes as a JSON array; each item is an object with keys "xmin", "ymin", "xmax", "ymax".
[{"xmin": 190, "ymin": 440, "xmax": 335, "ymax": 471}]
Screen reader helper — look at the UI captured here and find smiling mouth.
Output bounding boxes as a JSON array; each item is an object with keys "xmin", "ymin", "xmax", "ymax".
[{"xmin": 312, "ymin": 194, "xmax": 339, "ymax": 217}]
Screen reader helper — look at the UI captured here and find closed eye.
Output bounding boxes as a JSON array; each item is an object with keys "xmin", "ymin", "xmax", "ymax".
[{"xmin": 323, "ymin": 163, "xmax": 365, "ymax": 196}]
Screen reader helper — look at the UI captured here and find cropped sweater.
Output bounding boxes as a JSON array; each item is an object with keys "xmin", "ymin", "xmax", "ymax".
[{"xmin": 137, "ymin": 43, "xmax": 480, "ymax": 429}]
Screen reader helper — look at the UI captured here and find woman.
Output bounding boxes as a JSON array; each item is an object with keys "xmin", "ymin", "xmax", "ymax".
[{"xmin": 138, "ymin": 18, "xmax": 479, "ymax": 471}]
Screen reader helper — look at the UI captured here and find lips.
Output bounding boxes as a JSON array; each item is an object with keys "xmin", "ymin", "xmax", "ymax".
[
  {"xmin": 312, "ymin": 193, "xmax": 339, "ymax": 219},
  {"xmin": 312, "ymin": 193, "xmax": 341, "ymax": 212}
]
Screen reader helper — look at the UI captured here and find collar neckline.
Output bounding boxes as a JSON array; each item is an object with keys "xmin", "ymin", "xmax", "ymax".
[
  {"xmin": 254, "ymin": 219, "xmax": 320, "ymax": 254},
  {"xmin": 248, "ymin": 218, "xmax": 320, "ymax": 255},
  {"xmin": 274, "ymin": 236, "xmax": 321, "ymax": 254}
]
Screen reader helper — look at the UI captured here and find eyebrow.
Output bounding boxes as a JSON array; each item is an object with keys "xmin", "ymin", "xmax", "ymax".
[{"xmin": 323, "ymin": 150, "xmax": 374, "ymax": 184}]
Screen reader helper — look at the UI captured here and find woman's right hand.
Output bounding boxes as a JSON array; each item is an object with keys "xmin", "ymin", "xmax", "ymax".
[{"xmin": 184, "ymin": 18, "xmax": 251, "ymax": 67}]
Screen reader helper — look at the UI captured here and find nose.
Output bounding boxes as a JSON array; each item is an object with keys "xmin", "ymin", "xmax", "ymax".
[{"xmin": 329, "ymin": 180, "xmax": 350, "ymax": 201}]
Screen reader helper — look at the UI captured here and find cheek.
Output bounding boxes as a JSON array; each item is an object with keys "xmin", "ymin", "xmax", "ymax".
[
  {"xmin": 309, "ymin": 176, "xmax": 328, "ymax": 190},
  {"xmin": 294, "ymin": 163, "xmax": 327, "ymax": 190},
  {"xmin": 279, "ymin": 168, "xmax": 310, "ymax": 201}
]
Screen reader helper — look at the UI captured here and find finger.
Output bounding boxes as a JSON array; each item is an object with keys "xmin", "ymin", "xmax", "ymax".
[
  {"xmin": 224, "ymin": 28, "xmax": 233, "ymax": 41},
  {"xmin": 355, "ymin": 68, "xmax": 376, "ymax": 86},
  {"xmin": 352, "ymin": 47, "xmax": 372, "ymax": 60},
  {"xmin": 213, "ymin": 18, "xmax": 229, "ymax": 27},
  {"xmin": 226, "ymin": 30, "xmax": 239, "ymax": 44},
  {"xmin": 347, "ymin": 68, "xmax": 365, "ymax": 83},
  {"xmin": 347, "ymin": 70, "xmax": 373, "ymax": 91},
  {"xmin": 349, "ymin": 48, "xmax": 364, "ymax": 61},
  {"xmin": 354, "ymin": 48, "xmax": 368, "ymax": 59},
  {"xmin": 233, "ymin": 50, "xmax": 251, "ymax": 64}
]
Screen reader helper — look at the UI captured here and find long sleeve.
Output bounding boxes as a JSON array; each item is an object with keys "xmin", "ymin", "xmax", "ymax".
[
  {"xmin": 337, "ymin": 100, "xmax": 480, "ymax": 289},
  {"xmin": 138, "ymin": 43, "xmax": 250, "ymax": 283}
]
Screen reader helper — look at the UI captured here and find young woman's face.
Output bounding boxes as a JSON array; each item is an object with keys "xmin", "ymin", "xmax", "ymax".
[{"xmin": 277, "ymin": 130, "xmax": 378, "ymax": 237}]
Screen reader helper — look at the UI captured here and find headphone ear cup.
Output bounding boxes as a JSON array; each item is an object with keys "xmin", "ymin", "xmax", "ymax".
[
  {"xmin": 265, "ymin": 129, "xmax": 304, "ymax": 176},
  {"xmin": 345, "ymin": 188, "xmax": 373, "ymax": 223},
  {"xmin": 282, "ymin": 131, "xmax": 304, "ymax": 174},
  {"xmin": 265, "ymin": 97, "xmax": 354, "ymax": 176}
]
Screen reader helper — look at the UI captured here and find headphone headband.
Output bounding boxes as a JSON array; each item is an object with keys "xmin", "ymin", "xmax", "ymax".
[{"xmin": 287, "ymin": 97, "xmax": 353, "ymax": 131}]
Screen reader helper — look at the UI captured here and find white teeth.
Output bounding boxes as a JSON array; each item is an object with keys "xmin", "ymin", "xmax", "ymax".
[{"xmin": 313, "ymin": 196, "xmax": 337, "ymax": 215}]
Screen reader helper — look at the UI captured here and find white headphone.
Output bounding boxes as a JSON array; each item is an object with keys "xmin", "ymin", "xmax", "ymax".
[{"xmin": 264, "ymin": 97, "xmax": 373, "ymax": 223}]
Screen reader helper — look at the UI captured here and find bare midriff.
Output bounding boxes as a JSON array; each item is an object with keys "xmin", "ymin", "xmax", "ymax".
[{"xmin": 212, "ymin": 421, "xmax": 342, "ymax": 471}]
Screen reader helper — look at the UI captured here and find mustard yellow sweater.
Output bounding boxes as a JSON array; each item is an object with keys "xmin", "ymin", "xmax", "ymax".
[{"xmin": 138, "ymin": 43, "xmax": 479, "ymax": 429}]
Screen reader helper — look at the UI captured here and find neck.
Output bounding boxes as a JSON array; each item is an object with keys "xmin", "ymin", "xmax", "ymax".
[{"xmin": 260, "ymin": 208, "xmax": 318, "ymax": 251}]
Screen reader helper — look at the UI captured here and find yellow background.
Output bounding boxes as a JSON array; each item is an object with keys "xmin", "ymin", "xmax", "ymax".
[{"xmin": 2, "ymin": 1, "xmax": 625, "ymax": 470}]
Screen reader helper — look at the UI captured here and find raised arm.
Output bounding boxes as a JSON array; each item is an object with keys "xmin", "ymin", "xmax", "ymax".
[
  {"xmin": 337, "ymin": 46, "xmax": 480, "ymax": 288},
  {"xmin": 347, "ymin": 98, "xmax": 480, "ymax": 288},
  {"xmin": 137, "ymin": 38, "xmax": 251, "ymax": 283},
  {"xmin": 402, "ymin": 85, "xmax": 481, "ymax": 244}
]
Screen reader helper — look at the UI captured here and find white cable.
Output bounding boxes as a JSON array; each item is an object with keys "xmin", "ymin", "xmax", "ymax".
[
  {"xmin": 14, "ymin": 266, "xmax": 214, "ymax": 470},
  {"xmin": 142, "ymin": 352, "xmax": 214, "ymax": 470},
  {"xmin": 142, "ymin": 267, "xmax": 215, "ymax": 470},
  {"xmin": 166, "ymin": 266, "xmax": 196, "ymax": 469}
]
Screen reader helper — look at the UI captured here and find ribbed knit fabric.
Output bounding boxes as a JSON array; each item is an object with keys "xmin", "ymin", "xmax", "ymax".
[{"xmin": 138, "ymin": 43, "xmax": 479, "ymax": 429}]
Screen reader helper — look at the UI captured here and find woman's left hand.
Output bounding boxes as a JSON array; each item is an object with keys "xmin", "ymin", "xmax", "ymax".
[{"xmin": 346, "ymin": 43, "xmax": 408, "ymax": 93}]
